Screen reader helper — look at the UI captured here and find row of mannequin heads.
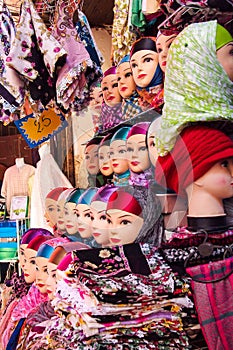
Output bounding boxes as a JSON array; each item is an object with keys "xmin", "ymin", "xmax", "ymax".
[
  {"xmin": 84, "ymin": 119, "xmax": 161, "ymax": 180},
  {"xmin": 90, "ymin": 32, "xmax": 177, "ymax": 111},
  {"xmin": 44, "ymin": 185, "xmax": 150, "ymax": 248}
]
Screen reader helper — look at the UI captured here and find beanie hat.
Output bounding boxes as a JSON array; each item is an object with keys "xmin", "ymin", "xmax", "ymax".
[
  {"xmin": 130, "ymin": 37, "xmax": 157, "ymax": 57},
  {"xmin": 216, "ymin": 24, "xmax": 233, "ymax": 50},
  {"xmin": 21, "ymin": 228, "xmax": 52, "ymax": 245},
  {"xmin": 27, "ymin": 235, "xmax": 52, "ymax": 252},
  {"xmin": 155, "ymin": 125, "xmax": 233, "ymax": 195},
  {"xmin": 127, "ymin": 122, "xmax": 150, "ymax": 139},
  {"xmin": 46, "ymin": 187, "xmax": 69, "ymax": 201}
]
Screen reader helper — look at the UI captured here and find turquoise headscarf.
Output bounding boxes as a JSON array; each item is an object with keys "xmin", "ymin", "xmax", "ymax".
[{"xmin": 156, "ymin": 20, "xmax": 233, "ymax": 156}]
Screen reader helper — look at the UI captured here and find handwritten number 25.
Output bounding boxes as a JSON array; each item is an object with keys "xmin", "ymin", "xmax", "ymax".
[{"xmin": 34, "ymin": 115, "xmax": 51, "ymax": 133}]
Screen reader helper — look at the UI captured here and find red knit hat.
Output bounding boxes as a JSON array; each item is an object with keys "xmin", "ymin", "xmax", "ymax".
[{"xmin": 155, "ymin": 126, "xmax": 233, "ymax": 195}]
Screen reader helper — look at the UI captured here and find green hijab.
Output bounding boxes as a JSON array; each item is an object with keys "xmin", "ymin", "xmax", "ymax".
[{"xmin": 156, "ymin": 20, "xmax": 233, "ymax": 156}]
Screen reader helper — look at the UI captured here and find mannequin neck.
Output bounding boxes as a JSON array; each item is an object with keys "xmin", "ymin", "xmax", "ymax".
[
  {"xmin": 15, "ymin": 157, "xmax": 25, "ymax": 168},
  {"xmin": 186, "ymin": 183, "xmax": 225, "ymax": 217}
]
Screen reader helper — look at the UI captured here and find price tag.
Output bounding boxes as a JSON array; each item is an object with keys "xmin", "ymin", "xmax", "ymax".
[{"xmin": 14, "ymin": 108, "xmax": 68, "ymax": 148}]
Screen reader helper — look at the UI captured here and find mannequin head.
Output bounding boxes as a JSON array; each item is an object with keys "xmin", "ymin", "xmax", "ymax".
[
  {"xmin": 117, "ymin": 55, "xmax": 136, "ymax": 99},
  {"xmin": 75, "ymin": 188, "xmax": 98, "ymax": 239},
  {"xmin": 101, "ymin": 66, "xmax": 122, "ymax": 107},
  {"xmin": 107, "ymin": 186, "xmax": 163, "ymax": 246},
  {"xmin": 84, "ymin": 137, "xmax": 102, "ymax": 176},
  {"xmin": 98, "ymin": 134, "xmax": 113, "ymax": 177},
  {"xmin": 110, "ymin": 126, "xmax": 131, "ymax": 175},
  {"xmin": 90, "ymin": 185, "xmax": 118, "ymax": 246},
  {"xmin": 156, "ymin": 32, "xmax": 177, "ymax": 72},
  {"xmin": 23, "ymin": 235, "xmax": 52, "ymax": 284},
  {"xmin": 106, "ymin": 188, "xmax": 144, "ymax": 246},
  {"xmin": 146, "ymin": 117, "xmax": 162, "ymax": 167},
  {"xmin": 57, "ymin": 188, "xmax": 74, "ymax": 234},
  {"xmin": 45, "ymin": 187, "xmax": 68, "ymax": 228},
  {"xmin": 155, "ymin": 125, "xmax": 233, "ymax": 217},
  {"xmin": 130, "ymin": 37, "xmax": 163, "ymax": 91},
  {"xmin": 64, "ymin": 188, "xmax": 85, "ymax": 237},
  {"xmin": 35, "ymin": 237, "xmax": 69, "ymax": 294},
  {"xmin": 20, "ymin": 228, "xmax": 53, "ymax": 269},
  {"xmin": 89, "ymin": 83, "xmax": 103, "ymax": 107},
  {"xmin": 126, "ymin": 122, "xmax": 151, "ymax": 173}
]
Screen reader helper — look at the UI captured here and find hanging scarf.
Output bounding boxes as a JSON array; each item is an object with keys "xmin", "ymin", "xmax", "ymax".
[
  {"xmin": 100, "ymin": 102, "xmax": 124, "ymax": 131},
  {"xmin": 157, "ymin": 20, "xmax": 233, "ymax": 156}
]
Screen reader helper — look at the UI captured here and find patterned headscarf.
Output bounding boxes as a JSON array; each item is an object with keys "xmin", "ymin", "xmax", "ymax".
[{"xmin": 156, "ymin": 20, "xmax": 233, "ymax": 156}]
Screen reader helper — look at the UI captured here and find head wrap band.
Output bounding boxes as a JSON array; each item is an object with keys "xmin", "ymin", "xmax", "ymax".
[
  {"xmin": 21, "ymin": 228, "xmax": 52, "ymax": 245},
  {"xmin": 84, "ymin": 136, "xmax": 103, "ymax": 148},
  {"xmin": 111, "ymin": 126, "xmax": 131, "ymax": 143},
  {"xmin": 66, "ymin": 188, "xmax": 85, "ymax": 204},
  {"xmin": 127, "ymin": 122, "xmax": 150, "ymax": 139},
  {"xmin": 36, "ymin": 237, "xmax": 69, "ymax": 259},
  {"xmin": 78, "ymin": 187, "xmax": 98, "ymax": 205},
  {"xmin": 155, "ymin": 125, "xmax": 233, "ymax": 195},
  {"xmin": 46, "ymin": 187, "xmax": 69, "ymax": 201},
  {"xmin": 130, "ymin": 37, "xmax": 157, "ymax": 56},
  {"xmin": 57, "ymin": 252, "xmax": 72, "ymax": 271},
  {"xmin": 107, "ymin": 189, "xmax": 142, "ymax": 217},
  {"xmin": 58, "ymin": 188, "xmax": 74, "ymax": 202},
  {"xmin": 216, "ymin": 24, "xmax": 233, "ymax": 50},
  {"xmin": 103, "ymin": 66, "xmax": 117, "ymax": 77},
  {"xmin": 27, "ymin": 235, "xmax": 52, "ymax": 252},
  {"xmin": 118, "ymin": 54, "xmax": 130, "ymax": 65}
]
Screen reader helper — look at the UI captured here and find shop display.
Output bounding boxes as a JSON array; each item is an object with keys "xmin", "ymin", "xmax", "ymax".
[{"xmin": 0, "ymin": 1, "xmax": 233, "ymax": 349}]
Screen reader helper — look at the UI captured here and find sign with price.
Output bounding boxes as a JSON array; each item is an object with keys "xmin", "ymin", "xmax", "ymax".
[{"xmin": 14, "ymin": 108, "xmax": 68, "ymax": 148}]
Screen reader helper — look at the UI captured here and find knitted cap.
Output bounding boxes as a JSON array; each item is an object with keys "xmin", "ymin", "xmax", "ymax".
[
  {"xmin": 155, "ymin": 126, "xmax": 233, "ymax": 195},
  {"xmin": 130, "ymin": 37, "xmax": 157, "ymax": 57},
  {"xmin": 21, "ymin": 228, "xmax": 53, "ymax": 245}
]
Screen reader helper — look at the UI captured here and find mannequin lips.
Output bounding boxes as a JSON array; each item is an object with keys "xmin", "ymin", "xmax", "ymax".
[
  {"xmin": 24, "ymin": 273, "xmax": 30, "ymax": 277},
  {"xmin": 112, "ymin": 163, "xmax": 119, "ymax": 167},
  {"xmin": 93, "ymin": 232, "xmax": 101, "ymax": 237},
  {"xmin": 102, "ymin": 166, "xmax": 110, "ymax": 171},
  {"xmin": 137, "ymin": 73, "xmax": 146, "ymax": 79},
  {"xmin": 110, "ymin": 237, "xmax": 121, "ymax": 244},
  {"xmin": 161, "ymin": 61, "xmax": 166, "ymax": 67},
  {"xmin": 120, "ymin": 86, "xmax": 127, "ymax": 92},
  {"xmin": 58, "ymin": 220, "xmax": 64, "ymax": 225},
  {"xmin": 78, "ymin": 227, "xmax": 86, "ymax": 232},
  {"xmin": 107, "ymin": 96, "xmax": 115, "ymax": 102},
  {"xmin": 47, "ymin": 289, "xmax": 53, "ymax": 294},
  {"xmin": 131, "ymin": 161, "xmax": 139, "ymax": 166},
  {"xmin": 88, "ymin": 165, "xmax": 97, "ymax": 169},
  {"xmin": 66, "ymin": 224, "xmax": 74, "ymax": 229},
  {"xmin": 37, "ymin": 283, "xmax": 45, "ymax": 288}
]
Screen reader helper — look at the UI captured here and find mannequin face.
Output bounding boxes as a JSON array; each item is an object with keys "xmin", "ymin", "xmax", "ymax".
[
  {"xmin": 64, "ymin": 202, "xmax": 78, "ymax": 235},
  {"xmin": 19, "ymin": 243, "xmax": 27, "ymax": 270},
  {"xmin": 216, "ymin": 42, "xmax": 233, "ymax": 81},
  {"xmin": 116, "ymin": 61, "xmax": 136, "ymax": 98},
  {"xmin": 101, "ymin": 74, "xmax": 122, "ymax": 107},
  {"xmin": 85, "ymin": 144, "xmax": 99, "ymax": 175},
  {"xmin": 89, "ymin": 86, "xmax": 103, "ymax": 107},
  {"xmin": 194, "ymin": 158, "xmax": 233, "ymax": 199},
  {"xmin": 107, "ymin": 210, "xmax": 144, "ymax": 246},
  {"xmin": 45, "ymin": 198, "xmax": 58, "ymax": 228},
  {"xmin": 156, "ymin": 34, "xmax": 177, "ymax": 72},
  {"xmin": 147, "ymin": 135, "xmax": 157, "ymax": 167},
  {"xmin": 91, "ymin": 207, "xmax": 110, "ymax": 246},
  {"xmin": 75, "ymin": 204, "xmax": 93, "ymax": 239},
  {"xmin": 98, "ymin": 145, "xmax": 113, "ymax": 176},
  {"xmin": 46, "ymin": 262, "xmax": 57, "ymax": 300},
  {"xmin": 130, "ymin": 49, "xmax": 159, "ymax": 88},
  {"xmin": 109, "ymin": 139, "xmax": 129, "ymax": 174},
  {"xmin": 127, "ymin": 134, "xmax": 151, "ymax": 173},
  {"xmin": 22, "ymin": 248, "xmax": 37, "ymax": 284},
  {"xmin": 57, "ymin": 199, "xmax": 66, "ymax": 232},
  {"xmin": 35, "ymin": 256, "xmax": 49, "ymax": 294}
]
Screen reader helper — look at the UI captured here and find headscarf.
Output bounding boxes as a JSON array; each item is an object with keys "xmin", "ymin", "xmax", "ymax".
[{"xmin": 156, "ymin": 20, "xmax": 233, "ymax": 156}]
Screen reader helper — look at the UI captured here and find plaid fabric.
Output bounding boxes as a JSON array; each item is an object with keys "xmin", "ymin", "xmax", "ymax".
[
  {"xmin": 121, "ymin": 92, "xmax": 143, "ymax": 120},
  {"xmin": 186, "ymin": 257, "xmax": 233, "ymax": 350}
]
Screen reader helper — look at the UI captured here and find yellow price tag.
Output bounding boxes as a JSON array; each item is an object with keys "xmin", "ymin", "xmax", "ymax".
[{"xmin": 14, "ymin": 108, "xmax": 68, "ymax": 148}]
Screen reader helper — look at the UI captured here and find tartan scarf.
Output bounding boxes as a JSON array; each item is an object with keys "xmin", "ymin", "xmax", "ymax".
[
  {"xmin": 186, "ymin": 257, "xmax": 233, "ymax": 350},
  {"xmin": 121, "ymin": 91, "xmax": 143, "ymax": 120}
]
